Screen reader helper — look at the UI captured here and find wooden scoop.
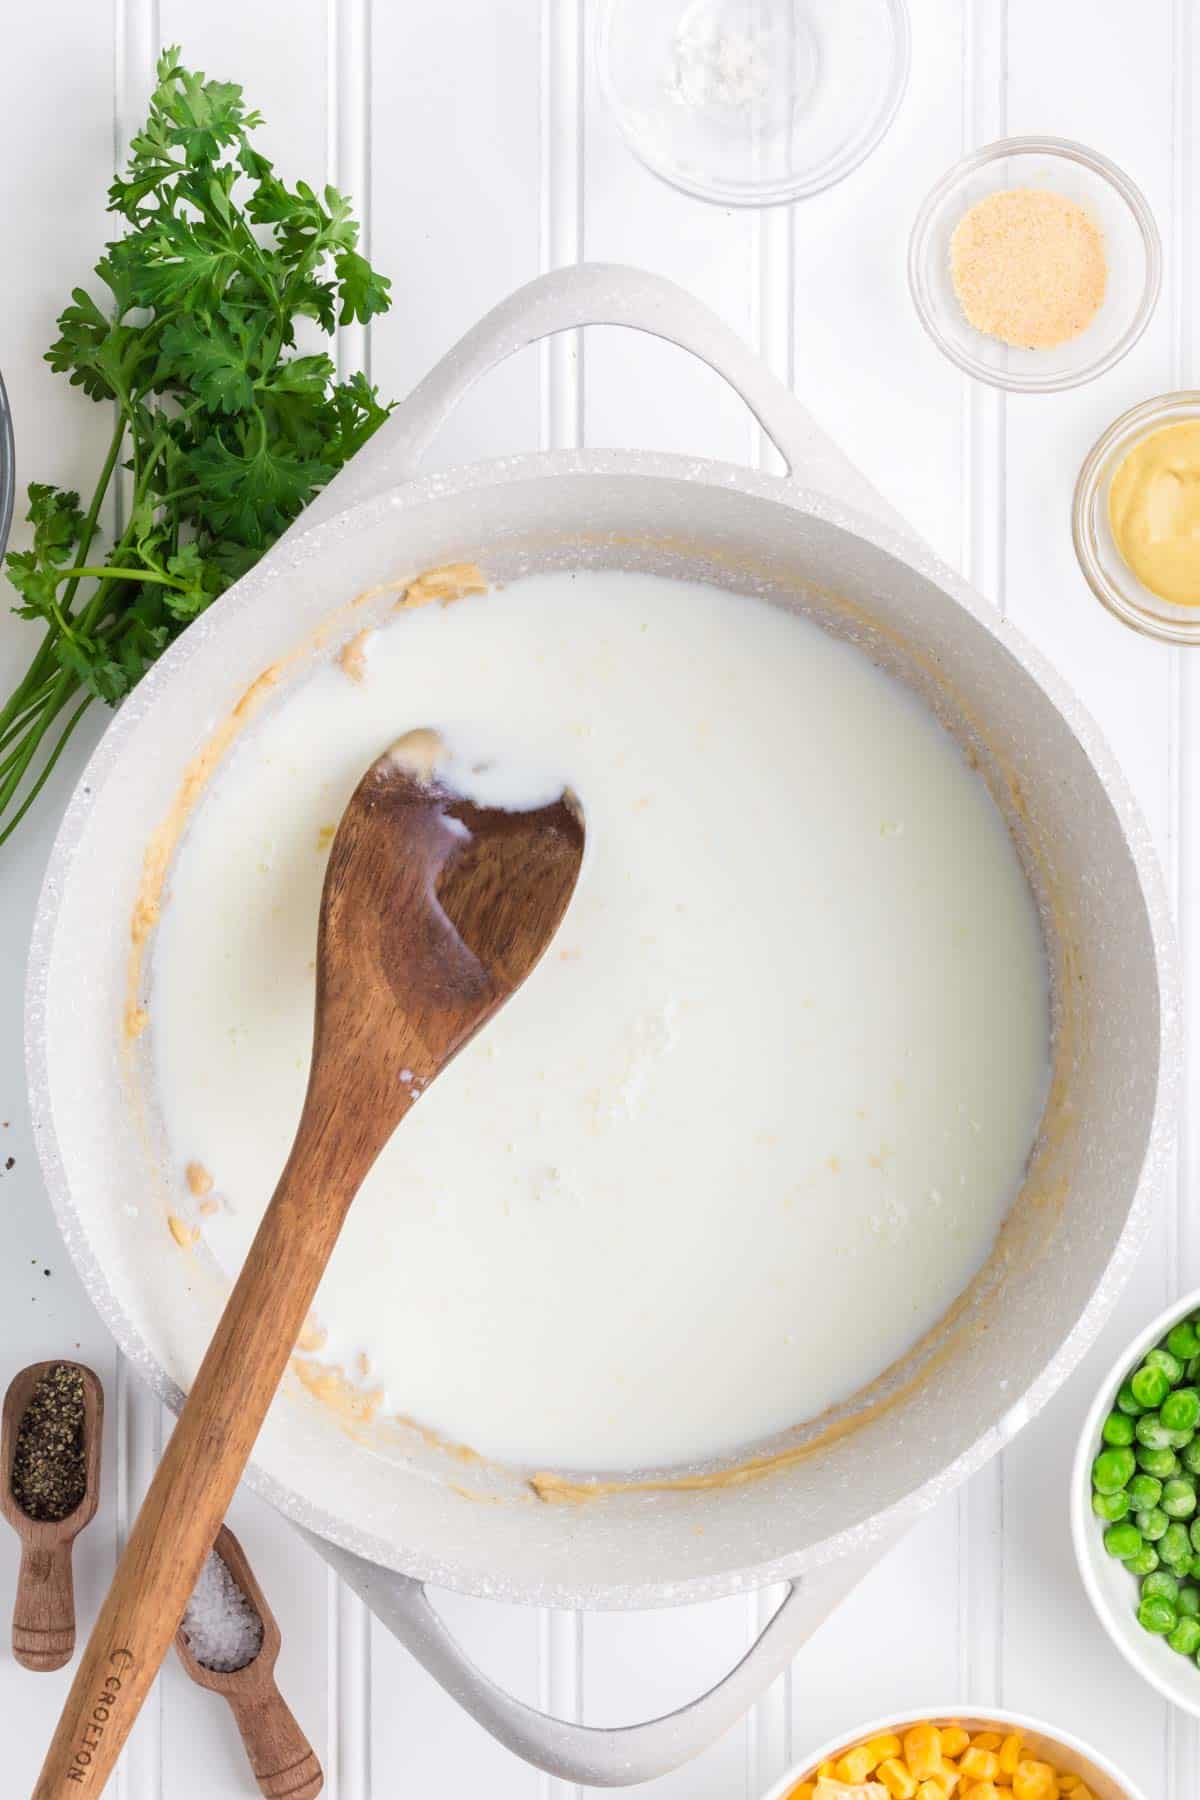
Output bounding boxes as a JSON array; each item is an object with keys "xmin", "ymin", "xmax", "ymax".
[
  {"xmin": 1, "ymin": 1362, "xmax": 102, "ymax": 1672},
  {"xmin": 175, "ymin": 1527, "xmax": 322, "ymax": 1800},
  {"xmin": 35, "ymin": 731, "xmax": 584, "ymax": 1798}
]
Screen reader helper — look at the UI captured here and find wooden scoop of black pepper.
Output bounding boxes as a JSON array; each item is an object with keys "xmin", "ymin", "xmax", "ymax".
[
  {"xmin": 12, "ymin": 1366, "xmax": 87, "ymax": 1523},
  {"xmin": 1, "ymin": 1362, "xmax": 103, "ymax": 1670}
]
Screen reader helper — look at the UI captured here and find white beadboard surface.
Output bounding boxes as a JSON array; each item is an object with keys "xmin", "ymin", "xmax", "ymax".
[{"xmin": 0, "ymin": 2, "xmax": 1197, "ymax": 1794}]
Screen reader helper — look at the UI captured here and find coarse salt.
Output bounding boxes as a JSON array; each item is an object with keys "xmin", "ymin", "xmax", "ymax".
[{"xmin": 182, "ymin": 1550, "xmax": 264, "ymax": 1672}]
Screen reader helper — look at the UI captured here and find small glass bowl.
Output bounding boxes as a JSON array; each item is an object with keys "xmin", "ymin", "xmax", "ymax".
[
  {"xmin": 909, "ymin": 136, "xmax": 1161, "ymax": 393},
  {"xmin": 1074, "ymin": 392, "xmax": 1200, "ymax": 644},
  {"xmin": 596, "ymin": 0, "xmax": 910, "ymax": 208}
]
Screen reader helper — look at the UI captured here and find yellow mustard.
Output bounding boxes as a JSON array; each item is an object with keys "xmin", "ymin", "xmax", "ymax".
[{"xmin": 1108, "ymin": 420, "xmax": 1200, "ymax": 607}]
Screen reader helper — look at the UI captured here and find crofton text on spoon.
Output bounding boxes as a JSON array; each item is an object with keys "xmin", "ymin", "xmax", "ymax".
[{"xmin": 34, "ymin": 730, "xmax": 584, "ymax": 1799}]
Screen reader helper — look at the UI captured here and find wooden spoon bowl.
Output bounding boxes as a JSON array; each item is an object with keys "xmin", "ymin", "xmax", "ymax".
[
  {"xmin": 1, "ymin": 1362, "xmax": 103, "ymax": 1671},
  {"xmin": 175, "ymin": 1527, "xmax": 322, "ymax": 1800}
]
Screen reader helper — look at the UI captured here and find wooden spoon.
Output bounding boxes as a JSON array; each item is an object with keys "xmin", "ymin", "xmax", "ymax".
[
  {"xmin": 1, "ymin": 1361, "xmax": 103, "ymax": 1672},
  {"xmin": 175, "ymin": 1527, "xmax": 323, "ymax": 1800},
  {"xmin": 34, "ymin": 730, "xmax": 584, "ymax": 1798}
]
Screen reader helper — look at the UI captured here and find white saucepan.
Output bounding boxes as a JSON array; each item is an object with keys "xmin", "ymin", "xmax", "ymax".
[{"xmin": 27, "ymin": 266, "xmax": 1178, "ymax": 1785}]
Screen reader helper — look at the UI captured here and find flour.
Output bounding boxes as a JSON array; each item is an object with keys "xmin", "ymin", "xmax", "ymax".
[{"xmin": 667, "ymin": 3, "xmax": 772, "ymax": 110}]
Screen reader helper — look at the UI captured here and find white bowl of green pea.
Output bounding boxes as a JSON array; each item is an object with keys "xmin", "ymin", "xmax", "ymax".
[{"xmin": 1073, "ymin": 1289, "xmax": 1200, "ymax": 1715}]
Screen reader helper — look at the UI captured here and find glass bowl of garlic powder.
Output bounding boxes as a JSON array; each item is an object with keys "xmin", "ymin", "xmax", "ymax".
[{"xmin": 909, "ymin": 136, "xmax": 1160, "ymax": 393}]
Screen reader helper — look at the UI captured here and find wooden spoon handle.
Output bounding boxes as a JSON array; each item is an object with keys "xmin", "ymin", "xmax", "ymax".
[
  {"xmin": 13, "ymin": 1540, "xmax": 76, "ymax": 1672},
  {"xmin": 33, "ymin": 1096, "xmax": 383, "ymax": 1800},
  {"xmin": 228, "ymin": 1683, "xmax": 324, "ymax": 1799}
]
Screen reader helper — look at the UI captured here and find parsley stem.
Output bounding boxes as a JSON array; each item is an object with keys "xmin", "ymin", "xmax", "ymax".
[
  {"xmin": 0, "ymin": 678, "xmax": 58, "ymax": 757},
  {"xmin": 0, "ymin": 416, "xmax": 127, "ymax": 750},
  {"xmin": 59, "ymin": 417, "xmax": 126, "ymax": 619},
  {"xmin": 50, "ymin": 566, "xmax": 188, "ymax": 593},
  {"xmin": 0, "ymin": 673, "xmax": 74, "ymax": 811},
  {"xmin": 0, "ymin": 693, "xmax": 91, "ymax": 847}
]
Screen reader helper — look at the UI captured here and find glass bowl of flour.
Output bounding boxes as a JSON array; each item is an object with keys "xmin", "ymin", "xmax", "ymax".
[{"xmin": 597, "ymin": 0, "xmax": 910, "ymax": 206}]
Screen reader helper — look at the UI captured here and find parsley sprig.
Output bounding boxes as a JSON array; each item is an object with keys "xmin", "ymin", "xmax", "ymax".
[{"xmin": 0, "ymin": 47, "xmax": 393, "ymax": 845}]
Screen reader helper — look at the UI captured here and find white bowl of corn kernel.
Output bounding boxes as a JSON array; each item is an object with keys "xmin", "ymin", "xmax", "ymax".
[{"xmin": 765, "ymin": 1710, "xmax": 1147, "ymax": 1800}]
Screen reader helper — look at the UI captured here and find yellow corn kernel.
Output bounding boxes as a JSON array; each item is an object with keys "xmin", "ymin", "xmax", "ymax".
[
  {"xmin": 904, "ymin": 1725, "xmax": 944, "ymax": 1780},
  {"xmin": 971, "ymin": 1734, "xmax": 1002, "ymax": 1752},
  {"xmin": 1057, "ymin": 1777, "xmax": 1082, "ymax": 1793},
  {"xmin": 940, "ymin": 1730, "xmax": 971, "ymax": 1760},
  {"xmin": 878, "ymin": 1759, "xmax": 919, "ymax": 1799},
  {"xmin": 930, "ymin": 1771, "xmax": 960, "ymax": 1797},
  {"xmin": 1013, "ymin": 1762, "xmax": 1058, "ymax": 1800},
  {"xmin": 864, "ymin": 1735, "xmax": 904, "ymax": 1769},
  {"xmin": 817, "ymin": 1763, "xmax": 838, "ymax": 1781},
  {"xmin": 999, "ymin": 1735, "xmax": 1022, "ymax": 1776},
  {"xmin": 962, "ymin": 1786, "xmax": 1000, "ymax": 1800},
  {"xmin": 786, "ymin": 1785, "xmax": 815, "ymax": 1800},
  {"xmin": 918, "ymin": 1786, "xmax": 945, "ymax": 1800},
  {"xmin": 959, "ymin": 1750, "xmax": 999, "ymax": 1782},
  {"xmin": 837, "ymin": 1747, "xmax": 878, "ymax": 1785}
]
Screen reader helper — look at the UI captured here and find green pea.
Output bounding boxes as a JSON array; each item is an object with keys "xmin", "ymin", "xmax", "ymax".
[
  {"xmin": 1178, "ymin": 1585, "xmax": 1200, "ymax": 1617},
  {"xmin": 1139, "ymin": 1596, "xmax": 1178, "ymax": 1634},
  {"xmin": 1138, "ymin": 1447, "xmax": 1180, "ymax": 1479},
  {"xmin": 1190, "ymin": 1519, "xmax": 1200, "ymax": 1553},
  {"xmin": 1162, "ymin": 1523, "xmax": 1193, "ymax": 1570},
  {"xmin": 1132, "ymin": 1366, "xmax": 1173, "ymax": 1409},
  {"xmin": 1128, "ymin": 1546, "xmax": 1161, "ymax": 1574},
  {"xmin": 1135, "ymin": 1414, "xmax": 1174, "ymax": 1451},
  {"xmin": 1139, "ymin": 1508, "xmax": 1169, "ymax": 1541},
  {"xmin": 1129, "ymin": 1474, "xmax": 1164, "ymax": 1509},
  {"xmin": 1118, "ymin": 1381, "xmax": 1147, "ymax": 1416},
  {"xmin": 1143, "ymin": 1570, "xmax": 1180, "ymax": 1602},
  {"xmin": 1169, "ymin": 1617, "xmax": 1200, "ymax": 1656},
  {"xmin": 1168, "ymin": 1323, "xmax": 1200, "ymax": 1361},
  {"xmin": 1167, "ymin": 1392, "xmax": 1200, "ymax": 1428},
  {"xmin": 1190, "ymin": 1554, "xmax": 1200, "ymax": 1580},
  {"xmin": 1105, "ymin": 1522, "xmax": 1145, "ymax": 1560},
  {"xmin": 1103, "ymin": 1411, "xmax": 1137, "ymax": 1447},
  {"xmin": 1164, "ymin": 1479, "xmax": 1198, "ymax": 1520},
  {"xmin": 1148, "ymin": 1348, "xmax": 1185, "ymax": 1382},
  {"xmin": 1181, "ymin": 1440, "xmax": 1200, "ymax": 1475},
  {"xmin": 1093, "ymin": 1490, "xmax": 1130, "ymax": 1521},
  {"xmin": 1188, "ymin": 1355, "xmax": 1200, "ymax": 1383},
  {"xmin": 1094, "ymin": 1448, "xmax": 1137, "ymax": 1492}
]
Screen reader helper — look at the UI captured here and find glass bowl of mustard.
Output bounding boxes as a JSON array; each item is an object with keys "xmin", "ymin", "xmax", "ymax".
[{"xmin": 1074, "ymin": 393, "xmax": 1200, "ymax": 643}]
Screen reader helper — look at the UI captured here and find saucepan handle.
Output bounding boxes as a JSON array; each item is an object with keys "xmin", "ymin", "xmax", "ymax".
[
  {"xmin": 299, "ymin": 1525, "xmax": 898, "ymax": 1787},
  {"xmin": 301, "ymin": 263, "xmax": 908, "ymax": 538}
]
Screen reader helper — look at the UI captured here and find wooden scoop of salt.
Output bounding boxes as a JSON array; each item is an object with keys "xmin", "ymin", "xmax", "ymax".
[{"xmin": 176, "ymin": 1527, "xmax": 322, "ymax": 1800}]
